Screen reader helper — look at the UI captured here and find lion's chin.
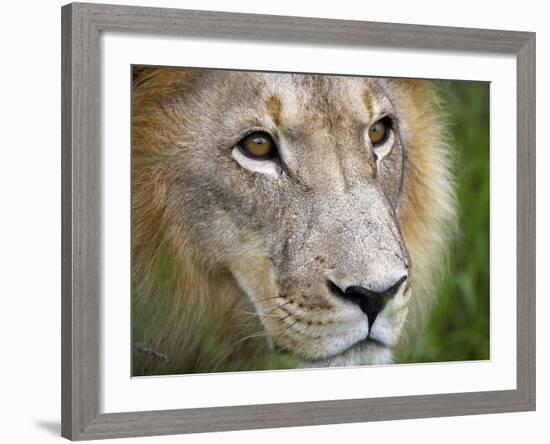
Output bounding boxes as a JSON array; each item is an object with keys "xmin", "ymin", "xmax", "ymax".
[{"xmin": 298, "ymin": 339, "xmax": 394, "ymax": 368}]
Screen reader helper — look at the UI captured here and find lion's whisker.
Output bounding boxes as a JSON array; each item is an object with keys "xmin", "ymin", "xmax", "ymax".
[
  {"xmin": 257, "ymin": 301, "xmax": 292, "ymax": 321},
  {"xmin": 231, "ymin": 309, "xmax": 270, "ymax": 317},
  {"xmin": 235, "ymin": 295, "xmax": 287, "ymax": 310},
  {"xmin": 279, "ymin": 313, "xmax": 292, "ymax": 322}
]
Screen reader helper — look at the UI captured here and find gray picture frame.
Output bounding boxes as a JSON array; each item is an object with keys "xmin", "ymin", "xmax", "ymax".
[{"xmin": 61, "ymin": 2, "xmax": 536, "ymax": 440}]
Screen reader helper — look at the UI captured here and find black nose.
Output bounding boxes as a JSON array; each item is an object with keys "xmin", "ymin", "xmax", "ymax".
[{"xmin": 327, "ymin": 276, "xmax": 407, "ymax": 327}]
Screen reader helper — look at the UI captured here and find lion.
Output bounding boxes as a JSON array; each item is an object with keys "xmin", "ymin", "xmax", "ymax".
[{"xmin": 131, "ymin": 67, "xmax": 456, "ymax": 375}]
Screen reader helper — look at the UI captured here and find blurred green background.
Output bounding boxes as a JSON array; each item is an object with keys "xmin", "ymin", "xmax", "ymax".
[{"xmin": 404, "ymin": 80, "xmax": 490, "ymax": 363}]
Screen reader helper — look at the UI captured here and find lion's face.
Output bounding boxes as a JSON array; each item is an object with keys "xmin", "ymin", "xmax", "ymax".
[{"xmin": 151, "ymin": 71, "xmax": 417, "ymax": 366}]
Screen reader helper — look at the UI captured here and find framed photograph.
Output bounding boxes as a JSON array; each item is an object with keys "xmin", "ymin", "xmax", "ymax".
[{"xmin": 61, "ymin": 2, "xmax": 535, "ymax": 440}]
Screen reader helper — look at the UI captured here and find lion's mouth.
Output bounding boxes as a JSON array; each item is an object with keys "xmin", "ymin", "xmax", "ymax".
[
  {"xmin": 360, "ymin": 335, "xmax": 390, "ymax": 349},
  {"xmin": 333, "ymin": 334, "xmax": 390, "ymax": 357},
  {"xmin": 274, "ymin": 332, "xmax": 393, "ymax": 369},
  {"xmin": 298, "ymin": 336, "xmax": 393, "ymax": 368}
]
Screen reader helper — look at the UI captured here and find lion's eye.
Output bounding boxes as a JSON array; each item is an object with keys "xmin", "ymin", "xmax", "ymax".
[
  {"xmin": 368, "ymin": 117, "xmax": 391, "ymax": 146},
  {"xmin": 238, "ymin": 132, "xmax": 277, "ymax": 159}
]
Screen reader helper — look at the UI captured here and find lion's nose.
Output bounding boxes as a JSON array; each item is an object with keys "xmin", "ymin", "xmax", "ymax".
[{"xmin": 327, "ymin": 275, "xmax": 407, "ymax": 327}]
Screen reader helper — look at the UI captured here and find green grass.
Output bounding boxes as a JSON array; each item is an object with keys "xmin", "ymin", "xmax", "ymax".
[{"xmin": 405, "ymin": 80, "xmax": 490, "ymax": 363}]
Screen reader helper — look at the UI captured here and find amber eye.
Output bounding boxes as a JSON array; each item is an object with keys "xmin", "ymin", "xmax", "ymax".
[
  {"xmin": 368, "ymin": 118, "xmax": 391, "ymax": 146},
  {"xmin": 238, "ymin": 132, "xmax": 277, "ymax": 159}
]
